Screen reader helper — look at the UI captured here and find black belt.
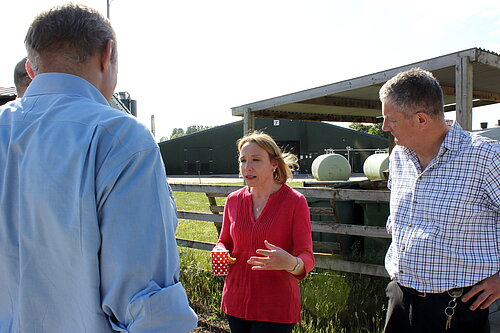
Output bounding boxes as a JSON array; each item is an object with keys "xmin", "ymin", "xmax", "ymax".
[{"xmin": 398, "ymin": 283, "xmax": 472, "ymax": 298}]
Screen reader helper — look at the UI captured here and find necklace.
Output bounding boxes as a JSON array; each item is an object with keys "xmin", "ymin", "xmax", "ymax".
[{"xmin": 252, "ymin": 189, "xmax": 276, "ymax": 214}]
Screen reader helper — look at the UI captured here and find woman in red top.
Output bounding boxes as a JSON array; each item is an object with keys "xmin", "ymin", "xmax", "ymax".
[{"xmin": 214, "ymin": 131, "xmax": 314, "ymax": 333}]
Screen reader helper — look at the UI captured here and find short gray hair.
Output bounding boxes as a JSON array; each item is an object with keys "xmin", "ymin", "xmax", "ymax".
[
  {"xmin": 14, "ymin": 57, "xmax": 31, "ymax": 96},
  {"xmin": 379, "ymin": 68, "xmax": 444, "ymax": 119},
  {"xmin": 25, "ymin": 3, "xmax": 117, "ymax": 72}
]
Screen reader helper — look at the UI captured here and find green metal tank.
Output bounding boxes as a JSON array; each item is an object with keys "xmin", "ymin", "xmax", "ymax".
[
  {"xmin": 363, "ymin": 153, "xmax": 389, "ymax": 180},
  {"xmin": 311, "ymin": 153, "xmax": 351, "ymax": 181}
]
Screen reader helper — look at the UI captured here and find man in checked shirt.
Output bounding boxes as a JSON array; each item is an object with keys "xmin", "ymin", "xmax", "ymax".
[{"xmin": 380, "ymin": 68, "xmax": 500, "ymax": 333}]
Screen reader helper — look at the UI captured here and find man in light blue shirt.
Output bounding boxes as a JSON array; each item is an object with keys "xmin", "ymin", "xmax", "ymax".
[{"xmin": 0, "ymin": 4, "xmax": 197, "ymax": 332}]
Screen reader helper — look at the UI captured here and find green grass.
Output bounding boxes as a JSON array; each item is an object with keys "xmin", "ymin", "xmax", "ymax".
[
  {"xmin": 174, "ymin": 191, "xmax": 217, "ymax": 213},
  {"xmin": 173, "ymin": 183, "xmax": 387, "ymax": 333}
]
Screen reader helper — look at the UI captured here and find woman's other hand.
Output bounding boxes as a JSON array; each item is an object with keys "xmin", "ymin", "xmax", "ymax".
[{"xmin": 247, "ymin": 240, "xmax": 303, "ymax": 275}]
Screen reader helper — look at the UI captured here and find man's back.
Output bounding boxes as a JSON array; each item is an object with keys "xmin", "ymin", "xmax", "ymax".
[{"xmin": 0, "ymin": 73, "xmax": 197, "ymax": 332}]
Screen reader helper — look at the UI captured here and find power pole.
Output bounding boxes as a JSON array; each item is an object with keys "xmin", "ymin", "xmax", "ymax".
[
  {"xmin": 106, "ymin": 0, "xmax": 111, "ymax": 19},
  {"xmin": 151, "ymin": 115, "xmax": 156, "ymax": 137}
]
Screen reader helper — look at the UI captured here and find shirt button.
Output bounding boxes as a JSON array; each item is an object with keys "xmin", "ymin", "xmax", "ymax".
[
  {"xmin": 409, "ymin": 223, "xmax": 413, "ymax": 227},
  {"xmin": 413, "ymin": 200, "xmax": 418, "ymax": 204},
  {"xmin": 400, "ymin": 270, "xmax": 404, "ymax": 273},
  {"xmin": 401, "ymin": 246, "xmax": 405, "ymax": 251}
]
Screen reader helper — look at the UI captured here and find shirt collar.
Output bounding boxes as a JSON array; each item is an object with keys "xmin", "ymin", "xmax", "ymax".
[
  {"xmin": 24, "ymin": 72, "xmax": 109, "ymax": 106},
  {"xmin": 440, "ymin": 121, "xmax": 463, "ymax": 153},
  {"xmin": 399, "ymin": 121, "xmax": 463, "ymax": 172}
]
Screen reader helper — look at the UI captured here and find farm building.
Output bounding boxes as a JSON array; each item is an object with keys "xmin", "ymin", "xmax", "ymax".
[
  {"xmin": 473, "ymin": 121, "xmax": 500, "ymax": 141},
  {"xmin": 232, "ymin": 48, "xmax": 500, "ymax": 134},
  {"xmin": 158, "ymin": 118, "xmax": 388, "ymax": 175},
  {"xmin": 0, "ymin": 87, "xmax": 16, "ymax": 105},
  {"xmin": 0, "ymin": 87, "xmax": 135, "ymax": 115}
]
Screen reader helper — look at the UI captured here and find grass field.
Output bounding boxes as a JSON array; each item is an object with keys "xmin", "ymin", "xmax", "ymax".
[{"xmin": 173, "ymin": 183, "xmax": 388, "ymax": 333}]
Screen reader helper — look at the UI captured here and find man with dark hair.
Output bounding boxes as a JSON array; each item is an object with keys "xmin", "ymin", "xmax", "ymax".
[
  {"xmin": 13, "ymin": 57, "xmax": 31, "ymax": 97},
  {"xmin": 0, "ymin": 4, "xmax": 197, "ymax": 332},
  {"xmin": 381, "ymin": 68, "xmax": 500, "ymax": 333}
]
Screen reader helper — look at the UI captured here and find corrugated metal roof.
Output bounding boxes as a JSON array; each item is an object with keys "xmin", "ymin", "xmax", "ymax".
[
  {"xmin": 232, "ymin": 48, "xmax": 500, "ymax": 125},
  {"xmin": 0, "ymin": 87, "xmax": 16, "ymax": 106},
  {"xmin": 473, "ymin": 127, "xmax": 500, "ymax": 141},
  {"xmin": 476, "ymin": 47, "xmax": 500, "ymax": 57},
  {"xmin": 109, "ymin": 94, "xmax": 131, "ymax": 114},
  {"xmin": 0, "ymin": 87, "xmax": 16, "ymax": 96}
]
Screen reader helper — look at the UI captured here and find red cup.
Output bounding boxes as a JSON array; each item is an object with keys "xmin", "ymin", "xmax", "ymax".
[{"xmin": 211, "ymin": 249, "xmax": 229, "ymax": 276}]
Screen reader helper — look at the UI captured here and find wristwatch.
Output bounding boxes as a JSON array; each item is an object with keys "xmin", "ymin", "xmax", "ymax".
[{"xmin": 287, "ymin": 257, "xmax": 300, "ymax": 273}]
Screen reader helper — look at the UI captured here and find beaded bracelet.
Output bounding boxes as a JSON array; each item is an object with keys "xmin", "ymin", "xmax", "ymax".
[{"xmin": 287, "ymin": 257, "xmax": 300, "ymax": 273}]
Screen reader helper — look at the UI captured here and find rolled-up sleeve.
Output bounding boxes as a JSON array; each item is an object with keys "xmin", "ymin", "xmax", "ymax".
[
  {"xmin": 292, "ymin": 195, "xmax": 314, "ymax": 280},
  {"xmin": 484, "ymin": 147, "xmax": 500, "ymax": 209},
  {"xmin": 97, "ymin": 145, "xmax": 197, "ymax": 332},
  {"xmin": 386, "ymin": 156, "xmax": 393, "ymax": 234},
  {"xmin": 107, "ymin": 280, "xmax": 195, "ymax": 332},
  {"xmin": 216, "ymin": 194, "xmax": 235, "ymax": 252}
]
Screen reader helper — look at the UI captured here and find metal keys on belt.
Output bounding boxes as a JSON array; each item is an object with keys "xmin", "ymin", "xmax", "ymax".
[{"xmin": 445, "ymin": 288, "xmax": 464, "ymax": 330}]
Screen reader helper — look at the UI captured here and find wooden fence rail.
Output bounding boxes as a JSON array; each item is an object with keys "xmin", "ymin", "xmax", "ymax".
[{"xmin": 171, "ymin": 183, "xmax": 391, "ymax": 278}]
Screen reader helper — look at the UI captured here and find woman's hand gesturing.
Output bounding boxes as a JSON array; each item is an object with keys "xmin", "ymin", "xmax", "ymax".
[{"xmin": 247, "ymin": 240, "xmax": 302, "ymax": 274}]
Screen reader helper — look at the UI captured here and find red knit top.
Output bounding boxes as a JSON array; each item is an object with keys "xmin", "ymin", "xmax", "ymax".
[{"xmin": 216, "ymin": 184, "xmax": 314, "ymax": 323}]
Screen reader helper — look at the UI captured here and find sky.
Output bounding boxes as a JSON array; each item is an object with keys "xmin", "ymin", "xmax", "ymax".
[{"xmin": 1, "ymin": 0, "xmax": 500, "ymax": 140}]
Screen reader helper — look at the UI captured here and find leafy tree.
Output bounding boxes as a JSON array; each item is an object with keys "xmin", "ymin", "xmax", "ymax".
[
  {"xmin": 349, "ymin": 123, "xmax": 388, "ymax": 138},
  {"xmin": 159, "ymin": 136, "xmax": 169, "ymax": 142},
  {"xmin": 167, "ymin": 125, "xmax": 213, "ymax": 140},
  {"xmin": 186, "ymin": 125, "xmax": 212, "ymax": 135},
  {"xmin": 170, "ymin": 128, "xmax": 185, "ymax": 139},
  {"xmin": 348, "ymin": 123, "xmax": 372, "ymax": 133},
  {"xmin": 367, "ymin": 123, "xmax": 389, "ymax": 138}
]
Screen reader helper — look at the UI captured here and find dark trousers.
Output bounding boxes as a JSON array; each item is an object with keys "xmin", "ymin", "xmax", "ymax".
[
  {"xmin": 227, "ymin": 315, "xmax": 294, "ymax": 333},
  {"xmin": 384, "ymin": 280, "xmax": 490, "ymax": 333}
]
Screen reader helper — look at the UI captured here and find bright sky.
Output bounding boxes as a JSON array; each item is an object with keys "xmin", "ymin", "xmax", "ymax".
[{"xmin": 2, "ymin": 0, "xmax": 500, "ymax": 139}]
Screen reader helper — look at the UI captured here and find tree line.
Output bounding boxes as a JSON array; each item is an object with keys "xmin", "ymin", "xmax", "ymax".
[
  {"xmin": 159, "ymin": 125, "xmax": 213, "ymax": 142},
  {"xmin": 159, "ymin": 123, "xmax": 387, "ymax": 142},
  {"xmin": 348, "ymin": 123, "xmax": 388, "ymax": 138}
]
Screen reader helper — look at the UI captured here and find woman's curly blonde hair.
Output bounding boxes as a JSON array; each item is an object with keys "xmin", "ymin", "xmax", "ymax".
[{"xmin": 237, "ymin": 131, "xmax": 299, "ymax": 184}]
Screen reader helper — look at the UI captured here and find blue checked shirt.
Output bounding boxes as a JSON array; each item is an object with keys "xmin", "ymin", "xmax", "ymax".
[{"xmin": 385, "ymin": 122, "xmax": 500, "ymax": 293}]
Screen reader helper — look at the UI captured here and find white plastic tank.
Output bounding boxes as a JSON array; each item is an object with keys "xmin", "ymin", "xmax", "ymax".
[
  {"xmin": 363, "ymin": 153, "xmax": 389, "ymax": 180},
  {"xmin": 311, "ymin": 154, "xmax": 351, "ymax": 181}
]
